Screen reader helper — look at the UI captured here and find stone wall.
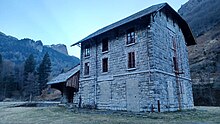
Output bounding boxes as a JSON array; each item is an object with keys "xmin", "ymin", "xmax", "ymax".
[
  {"xmin": 74, "ymin": 11, "xmax": 194, "ymax": 112},
  {"xmin": 149, "ymin": 11, "xmax": 194, "ymax": 111}
]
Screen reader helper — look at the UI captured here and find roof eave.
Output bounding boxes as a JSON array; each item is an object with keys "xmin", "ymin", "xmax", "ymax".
[
  {"xmin": 71, "ymin": 3, "xmax": 196, "ymax": 47},
  {"xmin": 71, "ymin": 3, "xmax": 167, "ymax": 47},
  {"xmin": 161, "ymin": 5, "xmax": 196, "ymax": 46}
]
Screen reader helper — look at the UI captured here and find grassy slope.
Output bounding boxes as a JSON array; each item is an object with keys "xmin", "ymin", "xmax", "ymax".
[{"xmin": 0, "ymin": 103, "xmax": 219, "ymax": 124}]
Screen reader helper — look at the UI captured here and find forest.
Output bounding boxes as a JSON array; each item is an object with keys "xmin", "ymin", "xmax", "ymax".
[{"xmin": 0, "ymin": 52, "xmax": 52, "ymax": 101}]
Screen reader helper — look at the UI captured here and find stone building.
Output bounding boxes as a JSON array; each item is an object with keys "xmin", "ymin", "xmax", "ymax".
[{"xmin": 71, "ymin": 3, "xmax": 196, "ymax": 112}]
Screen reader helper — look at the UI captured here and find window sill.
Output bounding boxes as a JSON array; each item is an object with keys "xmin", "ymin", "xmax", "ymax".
[
  {"xmin": 173, "ymin": 70, "xmax": 184, "ymax": 74},
  {"xmin": 101, "ymin": 72, "xmax": 108, "ymax": 75},
  {"xmin": 126, "ymin": 42, "xmax": 136, "ymax": 47},
  {"xmin": 127, "ymin": 67, "xmax": 136, "ymax": 71},
  {"xmin": 102, "ymin": 51, "xmax": 109, "ymax": 54},
  {"xmin": 83, "ymin": 75, "xmax": 90, "ymax": 78},
  {"xmin": 84, "ymin": 56, "xmax": 90, "ymax": 59}
]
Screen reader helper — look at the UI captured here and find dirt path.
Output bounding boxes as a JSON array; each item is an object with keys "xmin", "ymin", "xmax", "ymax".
[{"xmin": 0, "ymin": 103, "xmax": 219, "ymax": 124}]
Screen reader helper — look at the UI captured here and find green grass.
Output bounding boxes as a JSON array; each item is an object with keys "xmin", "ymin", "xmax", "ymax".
[{"xmin": 0, "ymin": 103, "xmax": 219, "ymax": 124}]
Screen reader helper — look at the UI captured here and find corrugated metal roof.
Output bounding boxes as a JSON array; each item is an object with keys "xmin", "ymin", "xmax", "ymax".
[
  {"xmin": 47, "ymin": 65, "xmax": 80, "ymax": 85},
  {"xmin": 71, "ymin": 3, "xmax": 196, "ymax": 46}
]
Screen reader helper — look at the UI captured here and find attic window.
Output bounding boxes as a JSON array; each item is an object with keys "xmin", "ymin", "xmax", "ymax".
[
  {"xmin": 84, "ymin": 45, "xmax": 90, "ymax": 57},
  {"xmin": 173, "ymin": 20, "xmax": 175, "ymax": 27},
  {"xmin": 115, "ymin": 30, "xmax": 119, "ymax": 39},
  {"xmin": 166, "ymin": 15, "xmax": 169, "ymax": 22},
  {"xmin": 126, "ymin": 28, "xmax": 135, "ymax": 45},
  {"xmin": 102, "ymin": 38, "xmax": 108, "ymax": 52}
]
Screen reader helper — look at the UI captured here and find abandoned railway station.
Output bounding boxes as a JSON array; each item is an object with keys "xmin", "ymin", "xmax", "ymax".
[{"xmin": 68, "ymin": 3, "xmax": 196, "ymax": 112}]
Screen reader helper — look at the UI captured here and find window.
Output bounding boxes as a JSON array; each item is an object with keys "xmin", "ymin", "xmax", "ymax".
[
  {"xmin": 102, "ymin": 58, "xmax": 108, "ymax": 72},
  {"xmin": 84, "ymin": 45, "xmax": 90, "ymax": 57},
  {"xmin": 128, "ymin": 52, "xmax": 135, "ymax": 68},
  {"xmin": 126, "ymin": 28, "xmax": 135, "ymax": 44},
  {"xmin": 115, "ymin": 30, "xmax": 119, "ymax": 40},
  {"xmin": 173, "ymin": 20, "xmax": 176, "ymax": 27},
  {"xmin": 102, "ymin": 38, "xmax": 108, "ymax": 52},
  {"xmin": 172, "ymin": 36, "xmax": 176, "ymax": 49},
  {"xmin": 166, "ymin": 15, "xmax": 169, "ymax": 22},
  {"xmin": 84, "ymin": 62, "xmax": 89, "ymax": 75},
  {"xmin": 173, "ymin": 57, "xmax": 178, "ymax": 71}
]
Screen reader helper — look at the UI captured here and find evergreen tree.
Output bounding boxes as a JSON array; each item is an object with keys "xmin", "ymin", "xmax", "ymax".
[
  {"xmin": 3, "ymin": 73, "xmax": 16, "ymax": 98},
  {"xmin": 23, "ymin": 54, "xmax": 38, "ymax": 99},
  {"xmin": 38, "ymin": 52, "xmax": 51, "ymax": 92},
  {"xmin": 24, "ymin": 54, "xmax": 35, "ymax": 77},
  {"xmin": 24, "ymin": 73, "xmax": 38, "ymax": 100},
  {"xmin": 0, "ymin": 58, "xmax": 17, "ymax": 100}
]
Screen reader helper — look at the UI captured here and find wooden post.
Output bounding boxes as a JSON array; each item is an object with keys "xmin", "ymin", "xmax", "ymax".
[
  {"xmin": 158, "ymin": 100, "xmax": 160, "ymax": 112},
  {"xmin": 151, "ymin": 104, "xmax": 154, "ymax": 112}
]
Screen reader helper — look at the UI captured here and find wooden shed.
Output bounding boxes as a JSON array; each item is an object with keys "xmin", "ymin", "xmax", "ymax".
[{"xmin": 47, "ymin": 65, "xmax": 80, "ymax": 103}]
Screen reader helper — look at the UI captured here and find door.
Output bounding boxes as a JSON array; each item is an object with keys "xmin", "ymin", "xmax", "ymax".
[
  {"xmin": 126, "ymin": 79, "xmax": 139, "ymax": 112},
  {"xmin": 167, "ymin": 81, "xmax": 175, "ymax": 107},
  {"xmin": 99, "ymin": 81, "xmax": 111, "ymax": 103}
]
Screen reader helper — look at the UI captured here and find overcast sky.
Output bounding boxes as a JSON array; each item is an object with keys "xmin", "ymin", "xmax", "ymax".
[{"xmin": 0, "ymin": 0, "xmax": 188, "ymax": 58}]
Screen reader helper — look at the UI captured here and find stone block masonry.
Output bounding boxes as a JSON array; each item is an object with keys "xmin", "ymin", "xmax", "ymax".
[{"xmin": 73, "ymin": 3, "xmax": 194, "ymax": 112}]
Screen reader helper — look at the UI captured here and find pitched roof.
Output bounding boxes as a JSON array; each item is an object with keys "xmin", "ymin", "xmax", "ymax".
[
  {"xmin": 71, "ymin": 3, "xmax": 195, "ymax": 46},
  {"xmin": 47, "ymin": 64, "xmax": 80, "ymax": 85}
]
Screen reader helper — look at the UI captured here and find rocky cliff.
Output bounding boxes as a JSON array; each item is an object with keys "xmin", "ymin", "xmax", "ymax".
[
  {"xmin": 0, "ymin": 32, "xmax": 79, "ymax": 77},
  {"xmin": 179, "ymin": 0, "xmax": 220, "ymax": 106},
  {"xmin": 47, "ymin": 44, "xmax": 69, "ymax": 55}
]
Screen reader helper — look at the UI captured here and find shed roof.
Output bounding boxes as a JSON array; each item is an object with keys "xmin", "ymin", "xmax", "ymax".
[
  {"xmin": 71, "ymin": 3, "xmax": 195, "ymax": 46},
  {"xmin": 47, "ymin": 64, "xmax": 80, "ymax": 85}
]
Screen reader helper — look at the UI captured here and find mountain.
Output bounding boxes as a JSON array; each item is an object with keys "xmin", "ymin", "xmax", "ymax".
[
  {"xmin": 47, "ymin": 44, "xmax": 69, "ymax": 55},
  {"xmin": 179, "ymin": 0, "xmax": 220, "ymax": 37},
  {"xmin": 179, "ymin": 0, "xmax": 220, "ymax": 106},
  {"xmin": 0, "ymin": 31, "xmax": 79, "ymax": 77}
]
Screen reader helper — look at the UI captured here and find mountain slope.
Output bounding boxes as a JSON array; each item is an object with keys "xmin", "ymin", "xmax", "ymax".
[
  {"xmin": 179, "ymin": 0, "xmax": 220, "ymax": 37},
  {"xmin": 0, "ymin": 32, "xmax": 79, "ymax": 77},
  {"xmin": 179, "ymin": 0, "xmax": 220, "ymax": 106}
]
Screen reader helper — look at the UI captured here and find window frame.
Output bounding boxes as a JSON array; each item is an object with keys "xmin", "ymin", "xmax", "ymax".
[
  {"xmin": 84, "ymin": 62, "xmax": 90, "ymax": 75},
  {"xmin": 102, "ymin": 58, "xmax": 108, "ymax": 73},
  {"xmin": 128, "ymin": 52, "xmax": 136, "ymax": 69},
  {"xmin": 126, "ymin": 28, "xmax": 135, "ymax": 45},
  {"xmin": 84, "ymin": 45, "xmax": 90, "ymax": 57},
  {"xmin": 173, "ymin": 57, "xmax": 178, "ymax": 72},
  {"xmin": 102, "ymin": 38, "xmax": 109, "ymax": 52}
]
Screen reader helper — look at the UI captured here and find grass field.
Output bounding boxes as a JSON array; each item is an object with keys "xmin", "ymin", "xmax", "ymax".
[{"xmin": 0, "ymin": 102, "xmax": 219, "ymax": 124}]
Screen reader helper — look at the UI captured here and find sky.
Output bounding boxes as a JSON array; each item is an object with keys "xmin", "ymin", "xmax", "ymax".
[{"xmin": 0, "ymin": 0, "xmax": 188, "ymax": 58}]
